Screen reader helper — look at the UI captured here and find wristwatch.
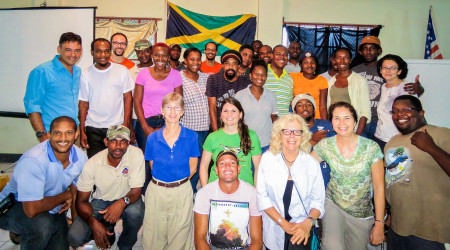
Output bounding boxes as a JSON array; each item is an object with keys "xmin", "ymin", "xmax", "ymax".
[
  {"xmin": 123, "ymin": 196, "xmax": 130, "ymax": 205},
  {"xmin": 36, "ymin": 131, "xmax": 46, "ymax": 138},
  {"xmin": 307, "ymin": 216, "xmax": 317, "ymax": 226}
]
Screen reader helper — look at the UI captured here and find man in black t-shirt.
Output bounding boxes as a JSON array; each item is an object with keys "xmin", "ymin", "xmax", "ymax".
[{"xmin": 205, "ymin": 50, "xmax": 251, "ymax": 131}]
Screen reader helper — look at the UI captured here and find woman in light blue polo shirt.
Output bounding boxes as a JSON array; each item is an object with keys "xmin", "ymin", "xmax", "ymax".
[{"xmin": 142, "ymin": 92, "xmax": 200, "ymax": 249}]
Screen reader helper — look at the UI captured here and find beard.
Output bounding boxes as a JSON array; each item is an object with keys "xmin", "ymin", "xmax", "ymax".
[{"xmin": 225, "ymin": 69, "xmax": 236, "ymax": 80}]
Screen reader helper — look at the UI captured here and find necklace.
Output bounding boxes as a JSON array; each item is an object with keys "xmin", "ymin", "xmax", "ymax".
[{"xmin": 281, "ymin": 152, "xmax": 296, "ymax": 167}]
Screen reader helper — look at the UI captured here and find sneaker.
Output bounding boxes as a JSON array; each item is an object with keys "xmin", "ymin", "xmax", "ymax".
[{"xmin": 9, "ymin": 232, "xmax": 20, "ymax": 245}]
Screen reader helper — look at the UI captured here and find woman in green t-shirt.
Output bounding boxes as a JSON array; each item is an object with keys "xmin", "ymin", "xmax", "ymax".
[{"xmin": 199, "ymin": 97, "xmax": 262, "ymax": 186}]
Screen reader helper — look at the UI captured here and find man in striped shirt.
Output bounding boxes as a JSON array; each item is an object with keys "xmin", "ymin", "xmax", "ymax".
[{"xmin": 264, "ymin": 45, "xmax": 294, "ymax": 116}]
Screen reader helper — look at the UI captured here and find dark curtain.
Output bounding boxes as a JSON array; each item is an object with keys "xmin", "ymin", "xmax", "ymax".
[{"xmin": 284, "ymin": 25, "xmax": 381, "ymax": 74}]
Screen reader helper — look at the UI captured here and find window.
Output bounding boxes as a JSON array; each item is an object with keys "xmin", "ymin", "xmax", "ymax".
[{"xmin": 282, "ymin": 21, "xmax": 381, "ymax": 73}]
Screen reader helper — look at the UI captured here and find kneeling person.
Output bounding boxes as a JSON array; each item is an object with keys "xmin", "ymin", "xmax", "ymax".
[
  {"xmin": 0, "ymin": 116, "xmax": 87, "ymax": 250},
  {"xmin": 194, "ymin": 150, "xmax": 263, "ymax": 250},
  {"xmin": 68, "ymin": 125, "xmax": 145, "ymax": 249}
]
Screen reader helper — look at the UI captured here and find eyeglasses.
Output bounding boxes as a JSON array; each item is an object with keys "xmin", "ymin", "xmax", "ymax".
[
  {"xmin": 380, "ymin": 66, "xmax": 398, "ymax": 71},
  {"xmin": 163, "ymin": 105, "xmax": 182, "ymax": 112},
  {"xmin": 389, "ymin": 108, "xmax": 420, "ymax": 114},
  {"xmin": 281, "ymin": 129, "xmax": 303, "ymax": 136},
  {"xmin": 112, "ymin": 41, "xmax": 127, "ymax": 47}
]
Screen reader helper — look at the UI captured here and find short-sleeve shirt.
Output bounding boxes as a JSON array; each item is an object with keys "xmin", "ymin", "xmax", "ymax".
[
  {"xmin": 205, "ymin": 73, "xmax": 251, "ymax": 127},
  {"xmin": 23, "ymin": 55, "xmax": 81, "ymax": 132},
  {"xmin": 313, "ymin": 136, "xmax": 383, "ymax": 218},
  {"xmin": 0, "ymin": 141, "xmax": 87, "ymax": 214},
  {"xmin": 374, "ymin": 81, "xmax": 413, "ymax": 142},
  {"xmin": 145, "ymin": 125, "xmax": 200, "ymax": 182},
  {"xmin": 180, "ymin": 71, "xmax": 210, "ymax": 131},
  {"xmin": 135, "ymin": 68, "xmax": 183, "ymax": 118},
  {"xmin": 290, "ymin": 72, "xmax": 328, "ymax": 119},
  {"xmin": 76, "ymin": 146, "xmax": 145, "ymax": 201},
  {"xmin": 384, "ymin": 125, "xmax": 450, "ymax": 243},
  {"xmin": 265, "ymin": 64, "xmax": 294, "ymax": 116},
  {"xmin": 235, "ymin": 86, "xmax": 278, "ymax": 147},
  {"xmin": 79, "ymin": 63, "xmax": 134, "ymax": 128},
  {"xmin": 203, "ymin": 129, "xmax": 262, "ymax": 185},
  {"xmin": 201, "ymin": 61, "xmax": 222, "ymax": 74},
  {"xmin": 194, "ymin": 179, "xmax": 262, "ymax": 248},
  {"xmin": 353, "ymin": 63, "xmax": 385, "ymax": 123}
]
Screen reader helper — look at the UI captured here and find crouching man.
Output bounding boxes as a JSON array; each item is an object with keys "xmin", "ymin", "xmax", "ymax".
[
  {"xmin": 0, "ymin": 116, "xmax": 87, "ymax": 249},
  {"xmin": 194, "ymin": 150, "xmax": 263, "ymax": 250},
  {"xmin": 68, "ymin": 125, "xmax": 145, "ymax": 250}
]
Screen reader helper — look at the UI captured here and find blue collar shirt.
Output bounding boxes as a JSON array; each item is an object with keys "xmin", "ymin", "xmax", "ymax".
[
  {"xmin": 0, "ymin": 141, "xmax": 87, "ymax": 214},
  {"xmin": 23, "ymin": 55, "xmax": 81, "ymax": 131}
]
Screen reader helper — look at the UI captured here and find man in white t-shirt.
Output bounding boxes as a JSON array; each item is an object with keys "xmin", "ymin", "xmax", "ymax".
[
  {"xmin": 79, "ymin": 38, "xmax": 134, "ymax": 158},
  {"xmin": 194, "ymin": 150, "xmax": 263, "ymax": 250}
]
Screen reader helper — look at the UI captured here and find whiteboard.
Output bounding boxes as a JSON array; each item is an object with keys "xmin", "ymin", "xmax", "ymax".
[
  {"xmin": 404, "ymin": 59, "xmax": 450, "ymax": 128},
  {"xmin": 0, "ymin": 7, "xmax": 95, "ymax": 113}
]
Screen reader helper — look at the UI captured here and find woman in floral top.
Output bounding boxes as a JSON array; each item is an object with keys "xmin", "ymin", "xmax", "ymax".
[{"xmin": 311, "ymin": 102, "xmax": 385, "ymax": 249}]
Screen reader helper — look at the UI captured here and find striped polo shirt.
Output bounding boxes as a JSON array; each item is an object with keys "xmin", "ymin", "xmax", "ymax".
[{"xmin": 265, "ymin": 64, "xmax": 294, "ymax": 116}]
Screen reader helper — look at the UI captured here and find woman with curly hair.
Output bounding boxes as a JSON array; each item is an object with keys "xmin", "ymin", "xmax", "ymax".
[
  {"xmin": 257, "ymin": 114, "xmax": 325, "ymax": 250},
  {"xmin": 199, "ymin": 97, "xmax": 262, "ymax": 186}
]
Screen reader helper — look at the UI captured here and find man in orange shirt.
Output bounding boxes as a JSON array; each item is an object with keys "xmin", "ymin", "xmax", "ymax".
[
  {"xmin": 200, "ymin": 42, "xmax": 222, "ymax": 74},
  {"xmin": 110, "ymin": 33, "xmax": 135, "ymax": 69}
]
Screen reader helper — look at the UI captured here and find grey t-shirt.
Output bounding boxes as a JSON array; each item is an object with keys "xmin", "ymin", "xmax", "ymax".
[{"xmin": 353, "ymin": 63, "xmax": 385, "ymax": 122}]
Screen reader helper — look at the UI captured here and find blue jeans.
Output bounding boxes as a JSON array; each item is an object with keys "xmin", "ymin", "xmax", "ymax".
[
  {"xmin": 387, "ymin": 228, "xmax": 445, "ymax": 250},
  {"xmin": 67, "ymin": 198, "xmax": 144, "ymax": 250},
  {"xmin": 190, "ymin": 130, "xmax": 208, "ymax": 193},
  {"xmin": 0, "ymin": 202, "xmax": 68, "ymax": 250},
  {"xmin": 362, "ymin": 121, "xmax": 377, "ymax": 140}
]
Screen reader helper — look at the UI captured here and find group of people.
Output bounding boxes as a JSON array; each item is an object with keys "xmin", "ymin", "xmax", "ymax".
[{"xmin": 0, "ymin": 31, "xmax": 447, "ymax": 250}]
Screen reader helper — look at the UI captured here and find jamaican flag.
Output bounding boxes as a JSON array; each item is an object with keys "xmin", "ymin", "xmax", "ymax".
[{"xmin": 166, "ymin": 2, "xmax": 256, "ymax": 56}]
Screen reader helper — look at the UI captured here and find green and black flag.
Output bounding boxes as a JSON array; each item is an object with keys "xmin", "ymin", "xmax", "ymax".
[{"xmin": 166, "ymin": 2, "xmax": 256, "ymax": 56}]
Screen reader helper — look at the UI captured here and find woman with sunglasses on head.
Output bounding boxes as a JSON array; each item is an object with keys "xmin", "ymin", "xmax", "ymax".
[
  {"xmin": 199, "ymin": 97, "xmax": 262, "ymax": 187},
  {"xmin": 311, "ymin": 102, "xmax": 385, "ymax": 250},
  {"xmin": 256, "ymin": 114, "xmax": 325, "ymax": 250},
  {"xmin": 290, "ymin": 52, "xmax": 329, "ymax": 119},
  {"xmin": 373, "ymin": 54, "xmax": 417, "ymax": 151}
]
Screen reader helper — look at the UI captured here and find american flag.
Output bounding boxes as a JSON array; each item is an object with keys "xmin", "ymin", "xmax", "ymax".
[{"xmin": 424, "ymin": 7, "xmax": 443, "ymax": 59}]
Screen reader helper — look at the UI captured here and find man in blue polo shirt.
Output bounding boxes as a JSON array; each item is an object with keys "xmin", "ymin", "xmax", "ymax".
[
  {"xmin": 0, "ymin": 116, "xmax": 87, "ymax": 250},
  {"xmin": 23, "ymin": 32, "xmax": 82, "ymax": 142}
]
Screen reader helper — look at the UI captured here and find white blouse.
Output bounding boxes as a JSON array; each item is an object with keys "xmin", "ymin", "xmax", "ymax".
[{"xmin": 256, "ymin": 150, "xmax": 325, "ymax": 250}]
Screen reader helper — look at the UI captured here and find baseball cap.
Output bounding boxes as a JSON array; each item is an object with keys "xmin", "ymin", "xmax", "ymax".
[
  {"xmin": 134, "ymin": 39, "xmax": 152, "ymax": 50},
  {"xmin": 216, "ymin": 149, "xmax": 238, "ymax": 163},
  {"xmin": 358, "ymin": 36, "xmax": 381, "ymax": 50},
  {"xmin": 106, "ymin": 125, "xmax": 130, "ymax": 141}
]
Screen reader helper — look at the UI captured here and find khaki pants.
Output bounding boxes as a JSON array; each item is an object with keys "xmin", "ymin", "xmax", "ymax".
[
  {"xmin": 322, "ymin": 199, "xmax": 373, "ymax": 250},
  {"xmin": 143, "ymin": 179, "xmax": 193, "ymax": 250}
]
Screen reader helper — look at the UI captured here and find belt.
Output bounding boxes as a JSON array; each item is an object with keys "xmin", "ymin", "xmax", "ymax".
[
  {"xmin": 148, "ymin": 114, "xmax": 163, "ymax": 120},
  {"xmin": 151, "ymin": 177, "xmax": 189, "ymax": 188}
]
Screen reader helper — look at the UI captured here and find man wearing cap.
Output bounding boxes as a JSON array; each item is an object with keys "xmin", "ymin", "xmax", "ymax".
[
  {"xmin": 110, "ymin": 33, "xmax": 135, "ymax": 69},
  {"xmin": 353, "ymin": 36, "xmax": 424, "ymax": 139},
  {"xmin": 129, "ymin": 39, "xmax": 153, "ymax": 145},
  {"xmin": 24, "ymin": 32, "xmax": 82, "ymax": 142},
  {"xmin": 0, "ymin": 116, "xmax": 87, "ymax": 249},
  {"xmin": 68, "ymin": 125, "xmax": 145, "ymax": 250},
  {"xmin": 201, "ymin": 42, "xmax": 222, "ymax": 74},
  {"xmin": 206, "ymin": 50, "xmax": 252, "ymax": 131},
  {"xmin": 79, "ymin": 38, "xmax": 134, "ymax": 158},
  {"xmin": 285, "ymin": 41, "xmax": 303, "ymax": 73},
  {"xmin": 264, "ymin": 45, "xmax": 294, "ymax": 116},
  {"xmin": 194, "ymin": 150, "xmax": 263, "ymax": 250},
  {"xmin": 292, "ymin": 94, "xmax": 335, "ymax": 188},
  {"xmin": 169, "ymin": 43, "xmax": 186, "ymax": 71}
]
